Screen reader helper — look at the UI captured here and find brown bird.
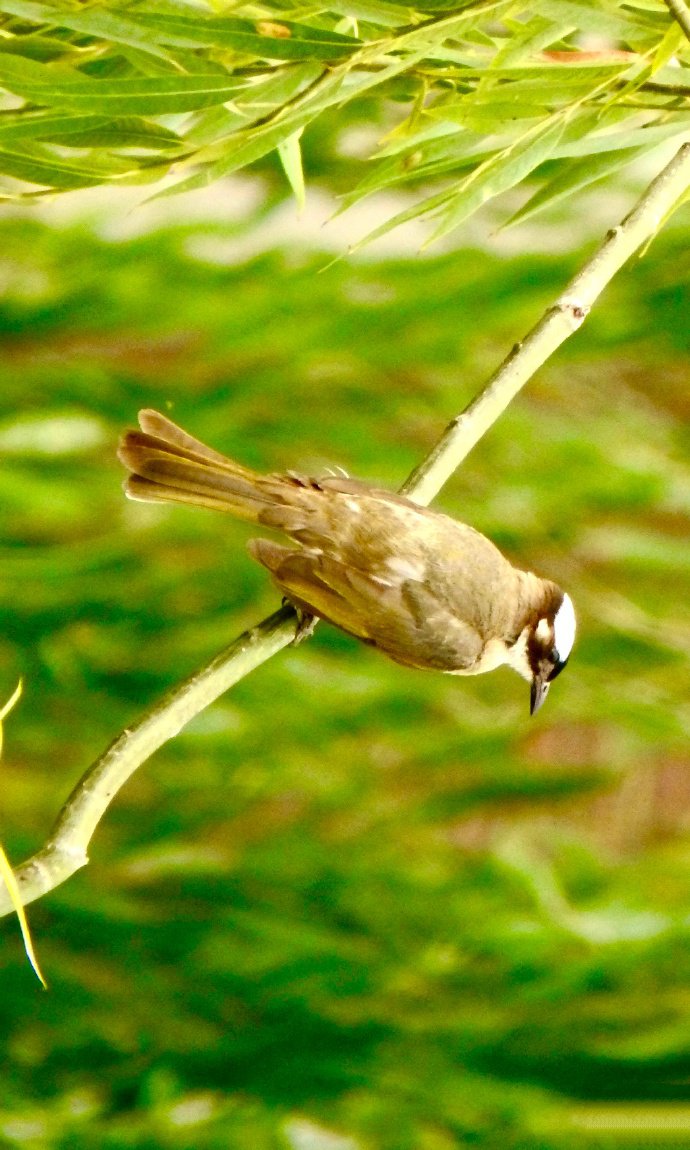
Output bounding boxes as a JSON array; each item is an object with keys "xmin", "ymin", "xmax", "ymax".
[{"xmin": 118, "ymin": 410, "xmax": 575, "ymax": 714}]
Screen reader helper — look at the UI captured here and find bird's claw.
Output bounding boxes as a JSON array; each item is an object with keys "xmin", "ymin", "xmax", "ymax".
[{"xmin": 283, "ymin": 599, "xmax": 318, "ymax": 645}]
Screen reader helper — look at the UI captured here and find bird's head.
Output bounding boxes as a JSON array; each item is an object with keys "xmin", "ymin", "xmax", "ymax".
[
  {"xmin": 505, "ymin": 588, "xmax": 576, "ymax": 715},
  {"xmin": 525, "ymin": 591, "xmax": 576, "ymax": 715}
]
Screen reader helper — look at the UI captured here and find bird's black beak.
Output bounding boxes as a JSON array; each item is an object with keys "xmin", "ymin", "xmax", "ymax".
[{"xmin": 530, "ymin": 676, "xmax": 550, "ymax": 716}]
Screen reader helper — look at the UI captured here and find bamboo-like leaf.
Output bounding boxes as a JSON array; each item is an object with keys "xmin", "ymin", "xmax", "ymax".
[
  {"xmin": 0, "ymin": 142, "xmax": 132, "ymax": 188},
  {"xmin": 0, "ymin": 0, "xmax": 178, "ymax": 63},
  {"xmin": 0, "ymin": 111, "xmax": 181, "ymax": 149},
  {"xmin": 355, "ymin": 115, "xmax": 566, "ymax": 248},
  {"xmin": 533, "ymin": 0, "xmax": 655, "ymax": 38},
  {"xmin": 127, "ymin": 12, "xmax": 361, "ymax": 61},
  {"xmin": 651, "ymin": 22, "xmax": 684, "ymax": 73},
  {"xmin": 277, "ymin": 127, "xmax": 306, "ymax": 208},
  {"xmin": 164, "ymin": 48, "xmax": 427, "ymax": 196},
  {"xmin": 488, "ymin": 14, "xmax": 577, "ymax": 69},
  {"xmin": 327, "ymin": 0, "xmax": 422, "ymax": 27},
  {"xmin": 555, "ymin": 118, "xmax": 690, "ymax": 157},
  {"xmin": 503, "ymin": 146, "xmax": 645, "ymax": 228},
  {"xmin": 0, "ymin": 681, "xmax": 46, "ymax": 989},
  {"xmin": 0, "ymin": 54, "xmax": 245, "ymax": 114}
]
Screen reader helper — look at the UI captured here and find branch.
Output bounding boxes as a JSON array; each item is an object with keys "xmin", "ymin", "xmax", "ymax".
[
  {"xmin": 2, "ymin": 141, "xmax": 690, "ymax": 917},
  {"xmin": 665, "ymin": 0, "xmax": 690, "ymax": 42},
  {"xmin": 401, "ymin": 141, "xmax": 690, "ymax": 503}
]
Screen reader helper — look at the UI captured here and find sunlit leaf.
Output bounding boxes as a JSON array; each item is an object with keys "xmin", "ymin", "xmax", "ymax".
[
  {"xmin": 126, "ymin": 12, "xmax": 361, "ymax": 61},
  {"xmin": 0, "ymin": 54, "xmax": 245, "ymax": 114},
  {"xmin": 0, "ymin": 0, "xmax": 178, "ymax": 62},
  {"xmin": 0, "ymin": 681, "xmax": 46, "ymax": 989},
  {"xmin": 277, "ymin": 128, "xmax": 306, "ymax": 209},
  {"xmin": 502, "ymin": 146, "xmax": 644, "ymax": 228}
]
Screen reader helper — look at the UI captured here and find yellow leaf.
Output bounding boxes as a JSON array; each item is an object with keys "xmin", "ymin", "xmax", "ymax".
[{"xmin": 0, "ymin": 681, "xmax": 47, "ymax": 989}]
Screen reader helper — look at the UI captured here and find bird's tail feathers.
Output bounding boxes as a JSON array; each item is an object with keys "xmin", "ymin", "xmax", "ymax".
[{"xmin": 118, "ymin": 409, "xmax": 278, "ymax": 523}]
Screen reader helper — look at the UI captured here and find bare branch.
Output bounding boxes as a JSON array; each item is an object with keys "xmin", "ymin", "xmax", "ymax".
[
  {"xmin": 665, "ymin": 0, "xmax": 690, "ymax": 43},
  {"xmin": 401, "ymin": 141, "xmax": 690, "ymax": 503},
  {"xmin": 2, "ymin": 141, "xmax": 690, "ymax": 916}
]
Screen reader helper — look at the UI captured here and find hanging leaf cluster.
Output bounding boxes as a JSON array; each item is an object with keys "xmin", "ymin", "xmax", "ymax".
[{"xmin": 0, "ymin": 0, "xmax": 689, "ymax": 240}]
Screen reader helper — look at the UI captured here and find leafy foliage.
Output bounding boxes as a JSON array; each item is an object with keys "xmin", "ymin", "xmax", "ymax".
[{"xmin": 0, "ymin": 0, "xmax": 689, "ymax": 239}]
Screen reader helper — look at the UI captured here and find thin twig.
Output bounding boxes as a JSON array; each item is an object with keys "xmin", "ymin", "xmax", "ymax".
[
  {"xmin": 2, "ymin": 141, "xmax": 690, "ymax": 917},
  {"xmin": 665, "ymin": 0, "xmax": 690, "ymax": 42},
  {"xmin": 402, "ymin": 142, "xmax": 690, "ymax": 503}
]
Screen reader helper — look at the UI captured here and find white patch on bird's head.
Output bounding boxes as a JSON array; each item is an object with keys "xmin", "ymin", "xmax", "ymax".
[
  {"xmin": 535, "ymin": 617, "xmax": 551, "ymax": 644},
  {"xmin": 553, "ymin": 593, "xmax": 576, "ymax": 662}
]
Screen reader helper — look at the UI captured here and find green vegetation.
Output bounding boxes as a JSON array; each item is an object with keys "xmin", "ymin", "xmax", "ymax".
[
  {"xmin": 0, "ymin": 205, "xmax": 689, "ymax": 1147},
  {"xmin": 1, "ymin": 0, "xmax": 690, "ymax": 243}
]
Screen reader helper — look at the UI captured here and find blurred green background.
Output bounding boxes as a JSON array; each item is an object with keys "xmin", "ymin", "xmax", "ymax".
[{"xmin": 0, "ymin": 185, "xmax": 689, "ymax": 1149}]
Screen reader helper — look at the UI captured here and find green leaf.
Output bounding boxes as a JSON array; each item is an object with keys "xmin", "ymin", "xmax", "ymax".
[
  {"xmin": 532, "ymin": 0, "xmax": 654, "ymax": 39},
  {"xmin": 0, "ymin": 0, "xmax": 177, "ymax": 63},
  {"xmin": 127, "ymin": 13, "xmax": 361, "ymax": 61},
  {"xmin": 356, "ymin": 115, "xmax": 566, "ymax": 248},
  {"xmin": 651, "ymin": 22, "xmax": 684, "ymax": 73},
  {"xmin": 427, "ymin": 115, "xmax": 566, "ymax": 240},
  {"xmin": 0, "ymin": 681, "xmax": 47, "ymax": 989},
  {"xmin": 0, "ymin": 111, "xmax": 181, "ymax": 150},
  {"xmin": 328, "ymin": 0, "xmax": 422, "ymax": 27},
  {"xmin": 0, "ymin": 53, "xmax": 245, "ymax": 113},
  {"xmin": 503, "ymin": 146, "xmax": 645, "ymax": 228},
  {"xmin": 0, "ymin": 141, "xmax": 131, "ymax": 188},
  {"xmin": 488, "ymin": 14, "xmax": 577, "ymax": 69},
  {"xmin": 184, "ymin": 63, "xmax": 324, "ymax": 147},
  {"xmin": 165, "ymin": 48, "xmax": 427, "ymax": 196},
  {"xmin": 277, "ymin": 128, "xmax": 306, "ymax": 209}
]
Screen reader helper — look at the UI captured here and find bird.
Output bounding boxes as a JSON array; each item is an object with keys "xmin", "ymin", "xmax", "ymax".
[{"xmin": 118, "ymin": 409, "xmax": 575, "ymax": 715}]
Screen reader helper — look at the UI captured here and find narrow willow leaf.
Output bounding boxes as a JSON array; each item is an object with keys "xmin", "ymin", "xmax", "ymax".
[
  {"xmin": 489, "ymin": 15, "xmax": 577, "ymax": 69},
  {"xmin": 503, "ymin": 146, "xmax": 644, "ymax": 227},
  {"xmin": 184, "ymin": 63, "xmax": 323, "ymax": 146},
  {"xmin": 534, "ymin": 0, "xmax": 654, "ymax": 38},
  {"xmin": 0, "ymin": 681, "xmax": 46, "ymax": 989},
  {"xmin": 0, "ymin": 54, "xmax": 245, "ymax": 114},
  {"xmin": 0, "ymin": 33, "xmax": 78, "ymax": 62},
  {"xmin": 231, "ymin": 63, "xmax": 324, "ymax": 121},
  {"xmin": 326, "ymin": 0, "xmax": 416, "ymax": 27},
  {"xmin": 342, "ymin": 131, "xmax": 502, "ymax": 206},
  {"xmin": 277, "ymin": 128, "xmax": 305, "ymax": 208},
  {"xmin": 555, "ymin": 118, "xmax": 690, "ymax": 158},
  {"xmin": 458, "ymin": 66, "xmax": 630, "ymax": 105},
  {"xmin": 427, "ymin": 116, "xmax": 566, "ymax": 242},
  {"xmin": 128, "ymin": 12, "xmax": 361, "ymax": 61},
  {"xmin": 0, "ymin": 111, "xmax": 112, "ymax": 140},
  {"xmin": 0, "ymin": 111, "xmax": 181, "ymax": 150},
  {"xmin": 165, "ymin": 48, "xmax": 426, "ymax": 196},
  {"xmin": 0, "ymin": 143, "xmax": 130, "ymax": 188},
  {"xmin": 651, "ymin": 22, "xmax": 684, "ymax": 73},
  {"xmin": 0, "ymin": 0, "xmax": 177, "ymax": 63},
  {"xmin": 355, "ymin": 115, "xmax": 565, "ymax": 248}
]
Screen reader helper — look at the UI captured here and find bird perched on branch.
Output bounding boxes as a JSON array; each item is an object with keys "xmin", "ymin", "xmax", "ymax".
[{"xmin": 119, "ymin": 410, "xmax": 575, "ymax": 714}]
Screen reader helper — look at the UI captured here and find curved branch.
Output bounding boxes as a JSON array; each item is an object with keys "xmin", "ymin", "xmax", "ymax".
[{"xmin": 2, "ymin": 141, "xmax": 690, "ymax": 916}]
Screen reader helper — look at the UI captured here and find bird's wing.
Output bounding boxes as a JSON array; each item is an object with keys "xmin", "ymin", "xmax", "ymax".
[{"xmin": 249, "ymin": 538, "xmax": 484, "ymax": 672}]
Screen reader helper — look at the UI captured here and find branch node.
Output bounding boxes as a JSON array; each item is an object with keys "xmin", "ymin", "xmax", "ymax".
[{"xmin": 556, "ymin": 298, "xmax": 590, "ymax": 329}]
